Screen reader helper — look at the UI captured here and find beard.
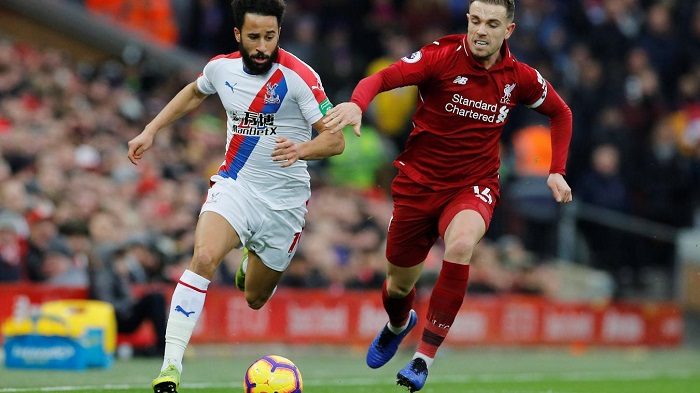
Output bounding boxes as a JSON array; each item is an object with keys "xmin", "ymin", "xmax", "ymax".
[{"xmin": 240, "ymin": 46, "xmax": 279, "ymax": 75}]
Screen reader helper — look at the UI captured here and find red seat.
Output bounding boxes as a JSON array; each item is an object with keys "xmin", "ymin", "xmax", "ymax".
[{"xmin": 116, "ymin": 321, "xmax": 156, "ymax": 348}]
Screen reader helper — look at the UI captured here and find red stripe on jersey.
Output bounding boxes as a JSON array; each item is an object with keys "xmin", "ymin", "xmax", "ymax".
[
  {"xmin": 200, "ymin": 52, "xmax": 241, "ymax": 78},
  {"xmin": 277, "ymin": 49, "xmax": 328, "ymax": 104},
  {"xmin": 223, "ymin": 133, "xmax": 245, "ymax": 172},
  {"xmin": 210, "ymin": 52, "xmax": 241, "ymax": 62}
]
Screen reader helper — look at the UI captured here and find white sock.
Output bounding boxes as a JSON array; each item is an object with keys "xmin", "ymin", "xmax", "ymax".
[
  {"xmin": 387, "ymin": 317, "xmax": 411, "ymax": 334},
  {"xmin": 414, "ymin": 353, "xmax": 434, "ymax": 368},
  {"xmin": 161, "ymin": 269, "xmax": 210, "ymax": 373}
]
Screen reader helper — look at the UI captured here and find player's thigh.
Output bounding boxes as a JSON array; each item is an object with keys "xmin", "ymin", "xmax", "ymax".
[
  {"xmin": 191, "ymin": 211, "xmax": 241, "ymax": 278},
  {"xmin": 438, "ymin": 182, "xmax": 498, "ymax": 236},
  {"xmin": 245, "ymin": 250, "xmax": 283, "ymax": 295},
  {"xmin": 438, "ymin": 183, "xmax": 498, "ymax": 263},
  {"xmin": 442, "ymin": 210, "xmax": 486, "ymax": 263}
]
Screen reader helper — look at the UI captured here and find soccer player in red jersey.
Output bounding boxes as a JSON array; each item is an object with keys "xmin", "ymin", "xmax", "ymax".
[{"xmin": 325, "ymin": 0, "xmax": 573, "ymax": 391}]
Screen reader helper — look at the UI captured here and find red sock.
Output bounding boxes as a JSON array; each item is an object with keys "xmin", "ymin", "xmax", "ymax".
[
  {"xmin": 417, "ymin": 261, "xmax": 470, "ymax": 358},
  {"xmin": 382, "ymin": 280, "xmax": 415, "ymax": 328}
]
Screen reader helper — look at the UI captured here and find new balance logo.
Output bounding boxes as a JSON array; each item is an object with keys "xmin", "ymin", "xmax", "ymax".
[
  {"xmin": 175, "ymin": 305, "xmax": 195, "ymax": 317},
  {"xmin": 453, "ymin": 76, "xmax": 468, "ymax": 85}
]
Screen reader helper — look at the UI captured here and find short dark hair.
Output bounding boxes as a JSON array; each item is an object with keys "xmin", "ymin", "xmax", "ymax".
[
  {"xmin": 470, "ymin": 0, "xmax": 516, "ymax": 22},
  {"xmin": 231, "ymin": 0, "xmax": 286, "ymax": 30}
]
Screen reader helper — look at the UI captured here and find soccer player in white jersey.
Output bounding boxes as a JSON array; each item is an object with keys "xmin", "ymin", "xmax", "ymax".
[{"xmin": 126, "ymin": 1, "xmax": 348, "ymax": 392}]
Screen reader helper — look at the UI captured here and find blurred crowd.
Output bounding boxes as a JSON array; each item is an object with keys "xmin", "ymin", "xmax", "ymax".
[{"xmin": 1, "ymin": 0, "xmax": 699, "ymax": 301}]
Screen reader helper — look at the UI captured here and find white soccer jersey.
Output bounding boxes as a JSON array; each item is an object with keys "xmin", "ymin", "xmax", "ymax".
[{"xmin": 197, "ymin": 49, "xmax": 332, "ymax": 210}]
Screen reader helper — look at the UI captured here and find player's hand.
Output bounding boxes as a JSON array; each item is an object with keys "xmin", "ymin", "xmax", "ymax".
[
  {"xmin": 323, "ymin": 102, "xmax": 362, "ymax": 137},
  {"xmin": 127, "ymin": 130, "xmax": 156, "ymax": 165},
  {"xmin": 547, "ymin": 173, "xmax": 573, "ymax": 203},
  {"xmin": 272, "ymin": 136, "xmax": 300, "ymax": 168}
]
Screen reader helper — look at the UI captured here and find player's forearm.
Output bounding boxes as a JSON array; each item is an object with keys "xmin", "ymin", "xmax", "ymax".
[
  {"xmin": 350, "ymin": 72, "xmax": 386, "ymax": 113},
  {"xmin": 537, "ymin": 86, "xmax": 573, "ymax": 175},
  {"xmin": 297, "ymin": 130, "xmax": 345, "ymax": 160},
  {"xmin": 351, "ymin": 64, "xmax": 408, "ymax": 113},
  {"xmin": 145, "ymin": 82, "xmax": 207, "ymax": 135},
  {"xmin": 548, "ymin": 103, "xmax": 572, "ymax": 175}
]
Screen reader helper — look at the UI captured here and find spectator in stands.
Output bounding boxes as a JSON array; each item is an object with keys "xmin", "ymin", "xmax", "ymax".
[
  {"xmin": 589, "ymin": 105, "xmax": 636, "ymax": 177},
  {"xmin": 465, "ymin": 240, "xmax": 513, "ymax": 294},
  {"xmin": 313, "ymin": 22, "xmax": 367, "ymax": 103},
  {"xmin": 41, "ymin": 237, "xmax": 88, "ymax": 287},
  {"xmin": 121, "ymin": 233, "xmax": 171, "ymax": 284},
  {"xmin": 637, "ymin": 2, "xmax": 681, "ymax": 100},
  {"xmin": 565, "ymin": 48, "xmax": 608, "ymax": 179},
  {"xmin": 24, "ymin": 208, "xmax": 59, "ymax": 283},
  {"xmin": 88, "ymin": 210, "xmax": 127, "ymax": 262},
  {"xmin": 363, "ymin": 28, "xmax": 417, "ymax": 149},
  {"xmin": 621, "ymin": 47, "xmax": 668, "ymax": 140},
  {"xmin": 278, "ymin": 250, "xmax": 329, "ymax": 289},
  {"xmin": 574, "ymin": 143, "xmax": 631, "ymax": 296},
  {"xmin": 503, "ymin": 124, "xmax": 561, "ymax": 259},
  {"xmin": 88, "ymin": 244, "xmax": 167, "ymax": 357},
  {"xmin": 0, "ymin": 179, "xmax": 30, "ymax": 240},
  {"xmin": 399, "ymin": 0, "xmax": 452, "ymax": 44},
  {"xmin": 469, "ymin": 236, "xmax": 553, "ymax": 296},
  {"xmin": 280, "ymin": 13, "xmax": 319, "ymax": 67},
  {"xmin": 59, "ymin": 220, "xmax": 92, "ymax": 272},
  {"xmin": 324, "ymin": 124, "xmax": 395, "ymax": 195},
  {"xmin": 678, "ymin": 3, "xmax": 700, "ymax": 72},
  {"xmin": 84, "ymin": 0, "xmax": 179, "ymax": 46},
  {"xmin": 671, "ymin": 72, "xmax": 700, "ymax": 159},
  {"xmin": 344, "ymin": 218, "xmax": 387, "ymax": 290},
  {"xmin": 584, "ymin": 0, "xmax": 641, "ymax": 98},
  {"xmin": 177, "ymin": 0, "xmax": 237, "ymax": 56},
  {"xmin": 0, "ymin": 215, "xmax": 22, "ymax": 282},
  {"xmin": 629, "ymin": 116, "xmax": 699, "ymax": 298}
]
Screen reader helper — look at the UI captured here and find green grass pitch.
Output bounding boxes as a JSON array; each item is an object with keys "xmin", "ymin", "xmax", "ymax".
[{"xmin": 2, "ymin": 345, "xmax": 699, "ymax": 393}]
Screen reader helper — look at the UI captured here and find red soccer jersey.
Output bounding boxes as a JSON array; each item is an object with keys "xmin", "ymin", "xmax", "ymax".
[{"xmin": 351, "ymin": 34, "xmax": 572, "ymax": 191}]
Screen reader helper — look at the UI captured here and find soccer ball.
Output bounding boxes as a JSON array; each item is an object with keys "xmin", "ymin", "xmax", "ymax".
[{"xmin": 244, "ymin": 355, "xmax": 303, "ymax": 393}]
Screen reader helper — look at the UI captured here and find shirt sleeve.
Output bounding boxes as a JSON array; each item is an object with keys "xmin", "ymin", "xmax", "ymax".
[
  {"xmin": 541, "ymin": 87, "xmax": 573, "ymax": 175},
  {"xmin": 296, "ymin": 73, "xmax": 329, "ymax": 125},
  {"xmin": 351, "ymin": 48, "xmax": 432, "ymax": 113},
  {"xmin": 518, "ymin": 65, "xmax": 573, "ymax": 175},
  {"xmin": 196, "ymin": 61, "xmax": 218, "ymax": 95}
]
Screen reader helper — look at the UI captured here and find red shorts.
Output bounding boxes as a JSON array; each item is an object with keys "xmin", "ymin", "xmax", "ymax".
[{"xmin": 386, "ymin": 172, "xmax": 499, "ymax": 267}]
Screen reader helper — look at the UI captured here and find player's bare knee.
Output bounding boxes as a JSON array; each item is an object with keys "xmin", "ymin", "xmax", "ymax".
[
  {"xmin": 445, "ymin": 237, "xmax": 478, "ymax": 262},
  {"xmin": 386, "ymin": 283, "xmax": 413, "ymax": 298},
  {"xmin": 245, "ymin": 292, "xmax": 268, "ymax": 310},
  {"xmin": 247, "ymin": 300, "xmax": 266, "ymax": 310},
  {"xmin": 189, "ymin": 251, "xmax": 219, "ymax": 278}
]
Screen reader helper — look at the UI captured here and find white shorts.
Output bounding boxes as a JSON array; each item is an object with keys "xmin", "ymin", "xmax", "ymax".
[{"xmin": 200, "ymin": 178, "xmax": 307, "ymax": 272}]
